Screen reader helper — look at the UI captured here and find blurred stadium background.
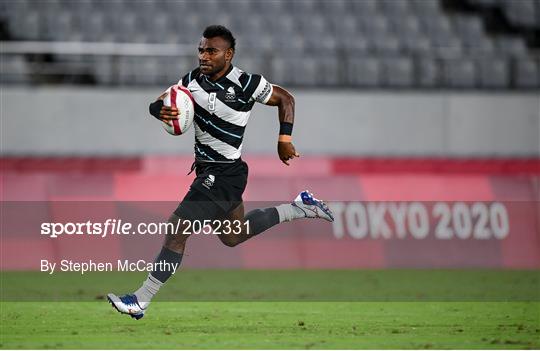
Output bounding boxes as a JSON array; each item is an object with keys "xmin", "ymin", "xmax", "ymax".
[
  {"xmin": 1, "ymin": 0, "xmax": 540, "ymax": 88},
  {"xmin": 1, "ymin": 0, "xmax": 539, "ymax": 270}
]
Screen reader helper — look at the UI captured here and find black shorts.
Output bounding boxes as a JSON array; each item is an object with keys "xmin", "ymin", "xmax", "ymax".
[{"xmin": 174, "ymin": 159, "xmax": 248, "ymax": 220}]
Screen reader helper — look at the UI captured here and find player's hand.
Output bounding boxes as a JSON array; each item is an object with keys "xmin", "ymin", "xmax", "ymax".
[
  {"xmin": 159, "ymin": 106, "xmax": 180, "ymax": 123},
  {"xmin": 277, "ymin": 141, "xmax": 300, "ymax": 166}
]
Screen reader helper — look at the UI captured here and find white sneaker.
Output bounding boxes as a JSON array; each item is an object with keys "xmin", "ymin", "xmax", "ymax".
[
  {"xmin": 292, "ymin": 190, "xmax": 334, "ymax": 222},
  {"xmin": 107, "ymin": 293, "xmax": 145, "ymax": 320}
]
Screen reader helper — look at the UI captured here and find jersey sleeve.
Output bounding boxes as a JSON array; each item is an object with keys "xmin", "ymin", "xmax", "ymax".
[
  {"xmin": 246, "ymin": 74, "xmax": 273, "ymax": 104},
  {"xmin": 178, "ymin": 68, "xmax": 200, "ymax": 87}
]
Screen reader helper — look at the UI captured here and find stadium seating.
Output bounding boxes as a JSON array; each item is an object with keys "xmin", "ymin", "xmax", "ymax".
[
  {"xmin": 515, "ymin": 58, "xmax": 540, "ymax": 87},
  {"xmin": 0, "ymin": 0, "xmax": 538, "ymax": 89},
  {"xmin": 470, "ymin": 0, "xmax": 540, "ymax": 28}
]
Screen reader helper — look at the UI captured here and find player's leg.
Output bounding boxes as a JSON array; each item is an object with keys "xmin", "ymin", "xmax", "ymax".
[
  {"xmin": 217, "ymin": 190, "xmax": 334, "ymax": 247},
  {"xmin": 107, "ymin": 185, "xmax": 222, "ymax": 319},
  {"xmin": 130, "ymin": 212, "xmax": 189, "ymax": 306},
  {"xmin": 216, "ymin": 202, "xmax": 258, "ymax": 247},
  {"xmin": 107, "ymin": 212, "xmax": 191, "ymax": 319}
]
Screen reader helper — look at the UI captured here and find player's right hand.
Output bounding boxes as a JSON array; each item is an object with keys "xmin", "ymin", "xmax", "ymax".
[{"xmin": 159, "ymin": 106, "xmax": 180, "ymax": 122}]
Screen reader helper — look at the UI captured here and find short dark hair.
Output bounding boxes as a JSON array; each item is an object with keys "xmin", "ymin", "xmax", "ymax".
[{"xmin": 203, "ymin": 25, "xmax": 236, "ymax": 51}]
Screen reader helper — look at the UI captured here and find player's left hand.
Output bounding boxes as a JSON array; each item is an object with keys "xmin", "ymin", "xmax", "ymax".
[{"xmin": 278, "ymin": 141, "xmax": 300, "ymax": 166}]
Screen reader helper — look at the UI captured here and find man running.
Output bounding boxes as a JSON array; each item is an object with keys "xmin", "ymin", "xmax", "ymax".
[{"xmin": 108, "ymin": 25, "xmax": 333, "ymax": 319}]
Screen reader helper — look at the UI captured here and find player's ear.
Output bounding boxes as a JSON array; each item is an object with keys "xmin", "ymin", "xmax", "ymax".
[{"xmin": 225, "ymin": 48, "xmax": 234, "ymax": 62}]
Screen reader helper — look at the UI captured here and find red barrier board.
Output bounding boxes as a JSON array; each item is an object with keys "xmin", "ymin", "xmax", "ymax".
[{"xmin": 1, "ymin": 156, "xmax": 539, "ymax": 269}]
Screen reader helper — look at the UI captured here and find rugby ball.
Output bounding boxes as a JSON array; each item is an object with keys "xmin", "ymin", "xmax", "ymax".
[{"xmin": 161, "ymin": 85, "xmax": 194, "ymax": 136}]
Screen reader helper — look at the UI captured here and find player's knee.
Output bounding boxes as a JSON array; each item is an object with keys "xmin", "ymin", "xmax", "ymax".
[
  {"xmin": 222, "ymin": 241, "xmax": 238, "ymax": 248},
  {"xmin": 166, "ymin": 213, "xmax": 187, "ymax": 235},
  {"xmin": 218, "ymin": 234, "xmax": 241, "ymax": 247},
  {"xmin": 164, "ymin": 214, "xmax": 190, "ymax": 247}
]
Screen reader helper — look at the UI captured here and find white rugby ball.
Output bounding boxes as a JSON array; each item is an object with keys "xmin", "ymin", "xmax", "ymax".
[{"xmin": 161, "ymin": 85, "xmax": 194, "ymax": 136}]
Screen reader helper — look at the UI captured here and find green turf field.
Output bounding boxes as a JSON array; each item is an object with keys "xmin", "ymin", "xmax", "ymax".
[{"xmin": 1, "ymin": 270, "xmax": 539, "ymax": 349}]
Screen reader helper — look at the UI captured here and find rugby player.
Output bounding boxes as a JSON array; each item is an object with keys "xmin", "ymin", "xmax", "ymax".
[{"xmin": 108, "ymin": 25, "xmax": 333, "ymax": 319}]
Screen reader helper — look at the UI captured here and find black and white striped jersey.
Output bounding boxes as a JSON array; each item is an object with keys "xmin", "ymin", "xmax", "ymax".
[{"xmin": 178, "ymin": 65, "xmax": 273, "ymax": 163}]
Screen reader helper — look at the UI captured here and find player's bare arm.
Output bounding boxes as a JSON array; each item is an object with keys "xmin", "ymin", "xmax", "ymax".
[{"xmin": 266, "ymin": 85, "xmax": 300, "ymax": 165}]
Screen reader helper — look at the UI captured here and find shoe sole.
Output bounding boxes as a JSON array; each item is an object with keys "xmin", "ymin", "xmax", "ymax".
[{"xmin": 107, "ymin": 295, "xmax": 144, "ymax": 320}]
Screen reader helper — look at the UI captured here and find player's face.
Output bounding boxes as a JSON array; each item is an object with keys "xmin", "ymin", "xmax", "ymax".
[{"xmin": 198, "ymin": 36, "xmax": 233, "ymax": 79}]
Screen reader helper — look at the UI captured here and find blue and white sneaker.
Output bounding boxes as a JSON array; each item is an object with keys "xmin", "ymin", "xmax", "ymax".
[
  {"xmin": 292, "ymin": 190, "xmax": 334, "ymax": 222},
  {"xmin": 107, "ymin": 293, "xmax": 145, "ymax": 320}
]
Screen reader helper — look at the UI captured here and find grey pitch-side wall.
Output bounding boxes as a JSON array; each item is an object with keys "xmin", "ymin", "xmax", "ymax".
[{"xmin": 1, "ymin": 87, "xmax": 539, "ymax": 156}]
